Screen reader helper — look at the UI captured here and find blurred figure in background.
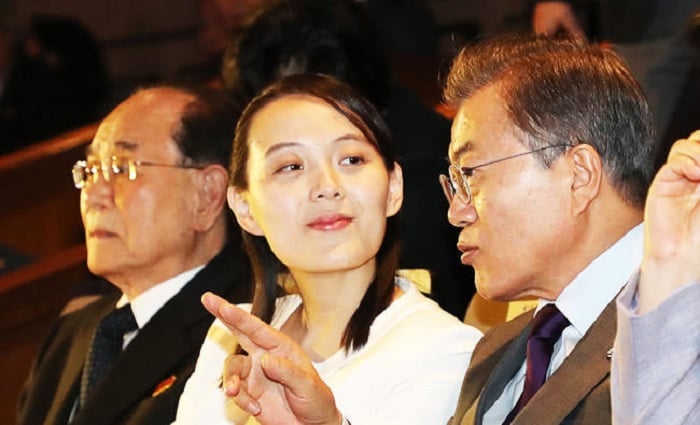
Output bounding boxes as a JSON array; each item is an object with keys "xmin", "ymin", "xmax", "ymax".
[
  {"xmin": 0, "ymin": 15, "xmax": 110, "ymax": 153},
  {"xmin": 195, "ymin": 0, "xmax": 261, "ymax": 81},
  {"xmin": 532, "ymin": 0, "xmax": 700, "ymax": 168}
]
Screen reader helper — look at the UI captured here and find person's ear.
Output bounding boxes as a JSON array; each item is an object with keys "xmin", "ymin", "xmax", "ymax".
[
  {"xmin": 193, "ymin": 164, "xmax": 228, "ymax": 231},
  {"xmin": 385, "ymin": 162, "xmax": 404, "ymax": 217},
  {"xmin": 227, "ymin": 186, "xmax": 264, "ymax": 236},
  {"xmin": 569, "ymin": 144, "xmax": 602, "ymax": 215}
]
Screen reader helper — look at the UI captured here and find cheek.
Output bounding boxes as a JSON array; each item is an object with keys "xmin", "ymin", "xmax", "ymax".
[
  {"xmin": 120, "ymin": 182, "xmax": 192, "ymax": 236},
  {"xmin": 355, "ymin": 189, "xmax": 390, "ymax": 248},
  {"xmin": 251, "ymin": 194, "xmax": 299, "ymax": 239},
  {"xmin": 80, "ymin": 192, "xmax": 89, "ymax": 221}
]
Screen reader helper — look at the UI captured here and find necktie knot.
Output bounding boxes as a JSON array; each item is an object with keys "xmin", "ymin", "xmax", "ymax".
[
  {"xmin": 80, "ymin": 304, "xmax": 138, "ymax": 407},
  {"xmin": 530, "ymin": 303, "xmax": 571, "ymax": 342}
]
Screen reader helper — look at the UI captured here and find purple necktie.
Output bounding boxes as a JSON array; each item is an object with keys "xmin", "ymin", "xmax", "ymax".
[
  {"xmin": 503, "ymin": 304, "xmax": 570, "ymax": 424},
  {"xmin": 80, "ymin": 305, "xmax": 137, "ymax": 407}
]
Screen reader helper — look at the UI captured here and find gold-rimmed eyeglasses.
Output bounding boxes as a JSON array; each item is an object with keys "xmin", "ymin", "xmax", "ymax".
[
  {"xmin": 71, "ymin": 156, "xmax": 204, "ymax": 189},
  {"xmin": 439, "ymin": 144, "xmax": 572, "ymax": 204}
]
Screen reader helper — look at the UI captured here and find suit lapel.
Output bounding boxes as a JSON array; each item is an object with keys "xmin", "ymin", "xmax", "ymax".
[
  {"xmin": 513, "ymin": 299, "xmax": 617, "ymax": 425},
  {"xmin": 475, "ymin": 322, "xmax": 530, "ymax": 422},
  {"xmin": 75, "ymin": 305, "xmax": 197, "ymax": 423},
  {"xmin": 450, "ymin": 311, "xmax": 533, "ymax": 425},
  {"xmin": 72, "ymin": 243, "xmax": 252, "ymax": 424},
  {"xmin": 45, "ymin": 296, "xmax": 117, "ymax": 425}
]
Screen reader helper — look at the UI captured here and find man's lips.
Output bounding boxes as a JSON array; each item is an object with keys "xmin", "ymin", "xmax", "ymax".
[
  {"xmin": 88, "ymin": 229, "xmax": 118, "ymax": 238},
  {"xmin": 307, "ymin": 214, "xmax": 353, "ymax": 231},
  {"xmin": 457, "ymin": 243, "xmax": 478, "ymax": 264}
]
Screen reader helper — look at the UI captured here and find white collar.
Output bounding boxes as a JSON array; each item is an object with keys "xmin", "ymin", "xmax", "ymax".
[
  {"xmin": 538, "ymin": 223, "xmax": 643, "ymax": 336},
  {"xmin": 116, "ymin": 265, "xmax": 206, "ymax": 328}
]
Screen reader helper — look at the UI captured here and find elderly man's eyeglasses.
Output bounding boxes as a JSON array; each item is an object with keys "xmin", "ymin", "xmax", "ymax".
[
  {"xmin": 72, "ymin": 156, "xmax": 204, "ymax": 189},
  {"xmin": 439, "ymin": 144, "xmax": 572, "ymax": 204}
]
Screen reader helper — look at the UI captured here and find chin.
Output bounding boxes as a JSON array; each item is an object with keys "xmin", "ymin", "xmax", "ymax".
[
  {"xmin": 86, "ymin": 254, "xmax": 120, "ymax": 278},
  {"xmin": 474, "ymin": 273, "xmax": 515, "ymax": 302}
]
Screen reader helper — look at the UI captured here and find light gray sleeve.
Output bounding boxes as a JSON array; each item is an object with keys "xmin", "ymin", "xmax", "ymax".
[{"xmin": 612, "ymin": 275, "xmax": 700, "ymax": 425}]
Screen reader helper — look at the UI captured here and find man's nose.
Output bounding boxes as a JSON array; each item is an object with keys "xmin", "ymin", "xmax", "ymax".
[{"xmin": 447, "ymin": 196, "xmax": 478, "ymax": 227}]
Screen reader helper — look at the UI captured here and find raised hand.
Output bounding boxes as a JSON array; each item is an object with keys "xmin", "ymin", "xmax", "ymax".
[
  {"xmin": 201, "ymin": 293, "xmax": 343, "ymax": 425},
  {"xmin": 640, "ymin": 130, "xmax": 700, "ymax": 313},
  {"xmin": 532, "ymin": 1, "xmax": 585, "ymax": 39}
]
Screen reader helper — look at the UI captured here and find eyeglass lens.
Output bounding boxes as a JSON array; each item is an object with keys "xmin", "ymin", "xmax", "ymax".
[{"xmin": 72, "ymin": 157, "xmax": 137, "ymax": 189}]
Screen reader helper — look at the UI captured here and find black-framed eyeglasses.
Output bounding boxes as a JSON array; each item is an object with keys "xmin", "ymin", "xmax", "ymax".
[
  {"xmin": 439, "ymin": 144, "xmax": 572, "ymax": 204},
  {"xmin": 71, "ymin": 156, "xmax": 204, "ymax": 189}
]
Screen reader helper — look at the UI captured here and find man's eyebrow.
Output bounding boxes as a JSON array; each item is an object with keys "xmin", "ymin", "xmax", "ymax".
[
  {"xmin": 449, "ymin": 140, "xmax": 475, "ymax": 163},
  {"xmin": 114, "ymin": 140, "xmax": 139, "ymax": 151},
  {"xmin": 85, "ymin": 140, "xmax": 138, "ymax": 157}
]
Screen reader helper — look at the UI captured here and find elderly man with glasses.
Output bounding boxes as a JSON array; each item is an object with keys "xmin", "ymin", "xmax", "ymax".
[{"xmin": 18, "ymin": 85, "xmax": 251, "ymax": 425}]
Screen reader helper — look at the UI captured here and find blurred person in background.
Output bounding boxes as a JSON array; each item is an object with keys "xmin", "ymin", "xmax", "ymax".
[
  {"xmin": 0, "ymin": 15, "xmax": 110, "ymax": 153},
  {"xmin": 532, "ymin": 0, "xmax": 699, "ymax": 168}
]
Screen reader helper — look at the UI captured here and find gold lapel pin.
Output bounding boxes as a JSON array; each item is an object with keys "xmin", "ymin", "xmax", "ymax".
[{"xmin": 152, "ymin": 375, "xmax": 177, "ymax": 397}]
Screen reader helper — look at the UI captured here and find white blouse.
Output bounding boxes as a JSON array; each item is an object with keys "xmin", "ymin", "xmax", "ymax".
[{"xmin": 174, "ymin": 278, "xmax": 482, "ymax": 424}]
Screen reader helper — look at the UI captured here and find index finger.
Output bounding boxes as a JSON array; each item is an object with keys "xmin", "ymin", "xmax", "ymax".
[{"xmin": 201, "ymin": 292, "xmax": 296, "ymax": 356}]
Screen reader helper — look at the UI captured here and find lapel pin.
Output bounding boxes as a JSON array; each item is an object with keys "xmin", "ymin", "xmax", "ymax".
[{"xmin": 152, "ymin": 375, "xmax": 177, "ymax": 397}]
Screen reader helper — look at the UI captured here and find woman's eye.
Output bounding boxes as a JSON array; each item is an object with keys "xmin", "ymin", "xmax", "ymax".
[{"xmin": 340, "ymin": 156, "xmax": 365, "ymax": 166}]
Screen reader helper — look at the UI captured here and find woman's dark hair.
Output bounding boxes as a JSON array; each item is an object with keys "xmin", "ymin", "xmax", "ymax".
[{"xmin": 230, "ymin": 73, "xmax": 400, "ymax": 352}]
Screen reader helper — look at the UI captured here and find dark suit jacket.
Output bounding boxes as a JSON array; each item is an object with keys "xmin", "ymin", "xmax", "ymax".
[
  {"xmin": 17, "ymin": 243, "xmax": 252, "ymax": 425},
  {"xmin": 450, "ymin": 299, "xmax": 617, "ymax": 425}
]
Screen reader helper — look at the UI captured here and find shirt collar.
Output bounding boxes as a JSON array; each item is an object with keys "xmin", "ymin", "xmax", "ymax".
[
  {"xmin": 538, "ymin": 223, "xmax": 643, "ymax": 336},
  {"xmin": 116, "ymin": 265, "xmax": 206, "ymax": 328}
]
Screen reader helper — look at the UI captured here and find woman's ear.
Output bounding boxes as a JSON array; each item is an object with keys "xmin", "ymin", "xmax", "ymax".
[
  {"xmin": 227, "ymin": 187, "xmax": 264, "ymax": 236},
  {"xmin": 385, "ymin": 162, "xmax": 404, "ymax": 217}
]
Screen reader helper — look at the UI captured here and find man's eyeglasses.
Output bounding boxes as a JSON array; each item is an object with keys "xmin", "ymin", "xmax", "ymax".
[
  {"xmin": 439, "ymin": 144, "xmax": 572, "ymax": 204},
  {"xmin": 72, "ymin": 156, "xmax": 204, "ymax": 189}
]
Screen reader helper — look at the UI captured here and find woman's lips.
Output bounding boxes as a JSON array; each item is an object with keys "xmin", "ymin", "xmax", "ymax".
[{"xmin": 307, "ymin": 214, "xmax": 353, "ymax": 231}]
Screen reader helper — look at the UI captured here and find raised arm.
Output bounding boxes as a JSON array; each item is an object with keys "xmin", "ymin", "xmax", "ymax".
[
  {"xmin": 612, "ymin": 131, "xmax": 700, "ymax": 425},
  {"xmin": 639, "ymin": 130, "xmax": 700, "ymax": 312}
]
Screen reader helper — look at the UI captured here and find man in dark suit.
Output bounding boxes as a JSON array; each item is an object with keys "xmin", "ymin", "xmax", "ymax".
[
  {"xmin": 441, "ymin": 34, "xmax": 656, "ymax": 424},
  {"xmin": 17, "ymin": 84, "xmax": 252, "ymax": 425}
]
